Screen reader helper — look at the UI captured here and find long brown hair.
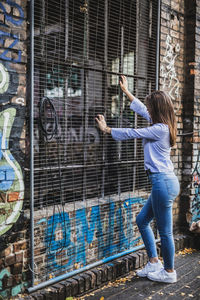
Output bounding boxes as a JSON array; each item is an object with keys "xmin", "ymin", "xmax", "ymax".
[{"xmin": 145, "ymin": 91, "xmax": 177, "ymax": 147}]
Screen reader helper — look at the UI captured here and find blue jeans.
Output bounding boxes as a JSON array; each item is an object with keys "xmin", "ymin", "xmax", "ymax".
[{"xmin": 136, "ymin": 172, "xmax": 180, "ymax": 270}]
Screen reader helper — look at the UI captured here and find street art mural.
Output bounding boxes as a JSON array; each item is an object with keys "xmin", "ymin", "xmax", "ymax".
[
  {"xmin": 187, "ymin": 152, "xmax": 200, "ymax": 233},
  {"xmin": 0, "ymin": 268, "xmax": 25, "ymax": 298},
  {"xmin": 0, "ymin": 63, "xmax": 9, "ymax": 94},
  {"xmin": 0, "ymin": 0, "xmax": 25, "ymax": 237},
  {"xmin": 0, "ymin": 108, "xmax": 24, "ymax": 236},
  {"xmin": 160, "ymin": 34, "xmax": 180, "ymax": 101},
  {"xmin": 35, "ymin": 197, "xmax": 146, "ymax": 280}
]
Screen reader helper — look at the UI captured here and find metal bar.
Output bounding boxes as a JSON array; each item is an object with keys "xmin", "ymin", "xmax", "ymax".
[
  {"xmin": 30, "ymin": 0, "xmax": 35, "ymax": 287},
  {"xmin": 27, "ymin": 239, "xmax": 160, "ymax": 293},
  {"xmin": 117, "ymin": 24, "xmax": 124, "ymax": 197},
  {"xmin": 65, "ymin": 0, "xmax": 69, "ymax": 60},
  {"xmin": 27, "ymin": 159, "xmax": 143, "ymax": 172},
  {"xmin": 40, "ymin": 0, "xmax": 45, "ymax": 58},
  {"xmin": 82, "ymin": 0, "xmax": 89, "ymax": 201},
  {"xmin": 133, "ymin": 0, "xmax": 140, "ymax": 192},
  {"xmin": 64, "ymin": 0, "xmax": 69, "ymax": 161},
  {"xmin": 156, "ymin": 0, "xmax": 161, "ymax": 90},
  {"xmin": 33, "ymin": 60, "xmax": 149, "ymax": 80},
  {"xmin": 101, "ymin": 0, "xmax": 108, "ymax": 199}
]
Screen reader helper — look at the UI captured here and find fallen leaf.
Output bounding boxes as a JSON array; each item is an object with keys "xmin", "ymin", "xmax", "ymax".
[
  {"xmin": 197, "ymin": 276, "xmax": 200, "ymax": 279},
  {"xmin": 100, "ymin": 297, "xmax": 104, "ymax": 300},
  {"xmin": 148, "ymin": 297, "xmax": 152, "ymax": 299},
  {"xmin": 169, "ymin": 293, "xmax": 174, "ymax": 296},
  {"xmin": 74, "ymin": 263, "xmax": 79, "ymax": 269},
  {"xmin": 181, "ymin": 293, "xmax": 185, "ymax": 296},
  {"xmin": 177, "ymin": 248, "xmax": 196, "ymax": 256},
  {"xmin": 185, "ymin": 285, "xmax": 190, "ymax": 288},
  {"xmin": 188, "ymin": 295, "xmax": 194, "ymax": 298},
  {"xmin": 65, "ymin": 298, "xmax": 73, "ymax": 300}
]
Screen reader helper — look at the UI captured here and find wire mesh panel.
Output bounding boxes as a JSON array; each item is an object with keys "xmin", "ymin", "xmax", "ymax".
[{"xmin": 32, "ymin": 0, "xmax": 158, "ymax": 284}]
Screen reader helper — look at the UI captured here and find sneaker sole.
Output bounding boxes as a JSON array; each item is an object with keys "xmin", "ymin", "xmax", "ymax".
[
  {"xmin": 136, "ymin": 272, "xmax": 147, "ymax": 277},
  {"xmin": 147, "ymin": 274, "xmax": 177, "ymax": 283}
]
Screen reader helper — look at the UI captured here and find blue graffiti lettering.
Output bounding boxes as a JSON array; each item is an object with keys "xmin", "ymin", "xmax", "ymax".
[
  {"xmin": 0, "ymin": 0, "xmax": 24, "ymax": 26},
  {"xmin": 45, "ymin": 212, "xmax": 74, "ymax": 272},
  {"xmin": 43, "ymin": 197, "xmax": 145, "ymax": 273},
  {"xmin": 0, "ymin": 31, "xmax": 21, "ymax": 62},
  {"xmin": 75, "ymin": 205, "xmax": 104, "ymax": 265}
]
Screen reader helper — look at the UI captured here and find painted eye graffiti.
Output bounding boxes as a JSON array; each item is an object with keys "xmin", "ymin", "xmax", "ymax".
[{"xmin": 0, "ymin": 108, "xmax": 24, "ymax": 236}]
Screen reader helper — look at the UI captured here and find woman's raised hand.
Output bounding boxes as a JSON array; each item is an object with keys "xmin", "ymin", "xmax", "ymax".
[
  {"xmin": 120, "ymin": 75, "xmax": 135, "ymax": 102},
  {"xmin": 120, "ymin": 75, "xmax": 128, "ymax": 93}
]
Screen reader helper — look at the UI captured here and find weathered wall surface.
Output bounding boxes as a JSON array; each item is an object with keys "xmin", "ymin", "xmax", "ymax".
[
  {"xmin": 0, "ymin": 0, "xmax": 200, "ymax": 298},
  {"xmin": 159, "ymin": 0, "xmax": 200, "ymax": 233},
  {"xmin": 33, "ymin": 196, "xmax": 148, "ymax": 284},
  {"xmin": 159, "ymin": 0, "xmax": 185, "ymax": 230},
  {"xmin": 0, "ymin": 0, "xmax": 28, "ymax": 298},
  {"xmin": 189, "ymin": 0, "xmax": 200, "ymax": 231}
]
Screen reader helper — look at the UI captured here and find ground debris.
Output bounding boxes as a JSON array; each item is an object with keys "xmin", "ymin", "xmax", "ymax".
[{"xmin": 176, "ymin": 248, "xmax": 197, "ymax": 256}]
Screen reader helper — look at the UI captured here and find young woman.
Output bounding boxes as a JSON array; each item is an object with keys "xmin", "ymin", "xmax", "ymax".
[{"xmin": 96, "ymin": 75, "xmax": 180, "ymax": 283}]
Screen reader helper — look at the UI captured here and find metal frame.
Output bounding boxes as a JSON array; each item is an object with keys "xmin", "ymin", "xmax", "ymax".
[
  {"xmin": 156, "ymin": 0, "xmax": 161, "ymax": 90},
  {"xmin": 30, "ymin": 0, "xmax": 35, "ymax": 288},
  {"xmin": 28, "ymin": 0, "xmax": 161, "ymax": 292}
]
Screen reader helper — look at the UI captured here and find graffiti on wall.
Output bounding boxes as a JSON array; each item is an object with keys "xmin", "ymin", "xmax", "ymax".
[
  {"xmin": 0, "ymin": 108, "xmax": 24, "ymax": 236},
  {"xmin": 192, "ymin": 174, "xmax": 200, "ymax": 222},
  {"xmin": 0, "ymin": 0, "xmax": 25, "ymax": 236},
  {"xmin": 186, "ymin": 151, "xmax": 200, "ymax": 233},
  {"xmin": 188, "ymin": 152, "xmax": 200, "ymax": 233},
  {"xmin": 0, "ymin": 268, "xmax": 25, "ymax": 298},
  {"xmin": 0, "ymin": 0, "xmax": 24, "ymax": 62},
  {"xmin": 36, "ymin": 197, "xmax": 145, "ymax": 277},
  {"xmin": 160, "ymin": 34, "xmax": 180, "ymax": 101}
]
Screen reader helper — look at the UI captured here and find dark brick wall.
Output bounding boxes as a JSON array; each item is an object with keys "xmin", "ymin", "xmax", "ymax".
[
  {"xmin": 0, "ymin": 0, "xmax": 29, "ymax": 298},
  {"xmin": 160, "ymin": 0, "xmax": 185, "ymax": 230},
  {"xmin": 0, "ymin": 0, "xmax": 200, "ymax": 298}
]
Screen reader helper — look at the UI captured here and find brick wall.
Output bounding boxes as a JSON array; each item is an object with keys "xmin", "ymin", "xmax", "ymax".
[
  {"xmin": 0, "ymin": 0, "xmax": 29, "ymax": 298},
  {"xmin": 33, "ymin": 194, "xmax": 150, "ymax": 285},
  {"xmin": 0, "ymin": 0, "xmax": 199, "ymax": 298},
  {"xmin": 189, "ymin": 0, "xmax": 200, "ymax": 231},
  {"xmin": 159, "ymin": 0, "xmax": 200, "ymax": 232},
  {"xmin": 159, "ymin": 0, "xmax": 185, "ymax": 230}
]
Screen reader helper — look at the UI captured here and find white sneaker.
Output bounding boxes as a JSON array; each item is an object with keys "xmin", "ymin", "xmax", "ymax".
[
  {"xmin": 147, "ymin": 268, "xmax": 177, "ymax": 283},
  {"xmin": 136, "ymin": 260, "xmax": 163, "ymax": 277}
]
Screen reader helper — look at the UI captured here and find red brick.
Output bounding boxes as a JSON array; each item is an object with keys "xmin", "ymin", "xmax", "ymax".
[
  {"xmin": 7, "ymin": 192, "xmax": 19, "ymax": 202},
  {"xmin": 0, "ymin": 246, "xmax": 12, "ymax": 258},
  {"xmin": 15, "ymin": 252, "xmax": 23, "ymax": 263},
  {"xmin": 13, "ymin": 241, "xmax": 27, "ymax": 252},
  {"xmin": 12, "ymin": 263, "xmax": 23, "ymax": 275},
  {"xmin": 5, "ymin": 255, "xmax": 16, "ymax": 266}
]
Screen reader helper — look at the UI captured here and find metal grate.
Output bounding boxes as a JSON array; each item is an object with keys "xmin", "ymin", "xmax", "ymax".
[{"xmin": 32, "ymin": 0, "xmax": 158, "ymax": 284}]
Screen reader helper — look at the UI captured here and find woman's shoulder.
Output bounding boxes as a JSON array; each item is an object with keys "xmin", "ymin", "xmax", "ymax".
[{"xmin": 151, "ymin": 123, "xmax": 169, "ymax": 132}]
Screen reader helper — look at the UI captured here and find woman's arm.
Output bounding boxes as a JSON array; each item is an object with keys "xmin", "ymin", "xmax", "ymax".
[
  {"xmin": 95, "ymin": 115, "xmax": 166, "ymax": 140},
  {"xmin": 120, "ymin": 75, "xmax": 151, "ymax": 122},
  {"xmin": 120, "ymin": 75, "xmax": 135, "ymax": 102},
  {"xmin": 130, "ymin": 98, "xmax": 151, "ymax": 122},
  {"xmin": 111, "ymin": 126, "xmax": 163, "ymax": 141}
]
